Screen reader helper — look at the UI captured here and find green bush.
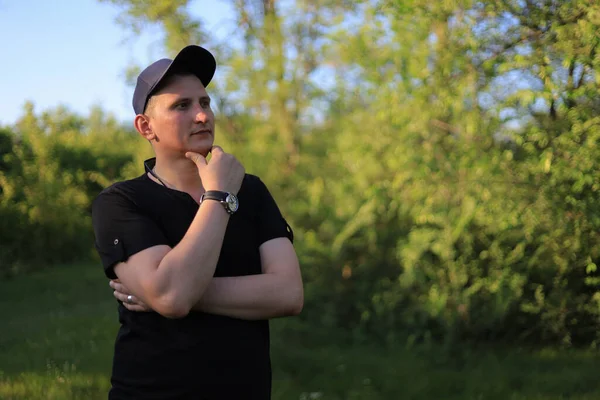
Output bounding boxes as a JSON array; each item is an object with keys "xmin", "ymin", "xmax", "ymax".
[{"xmin": 1, "ymin": 0, "xmax": 599, "ymax": 348}]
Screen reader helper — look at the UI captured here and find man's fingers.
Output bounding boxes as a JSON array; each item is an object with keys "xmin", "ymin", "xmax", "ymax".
[
  {"xmin": 185, "ymin": 151, "xmax": 207, "ymax": 166},
  {"xmin": 210, "ymin": 145, "xmax": 224, "ymax": 156},
  {"xmin": 113, "ymin": 290, "xmax": 132, "ymax": 303},
  {"xmin": 109, "ymin": 281, "xmax": 151, "ymax": 312},
  {"xmin": 113, "ymin": 290, "xmax": 140, "ymax": 305},
  {"xmin": 109, "ymin": 280, "xmax": 128, "ymax": 294},
  {"xmin": 123, "ymin": 303, "xmax": 151, "ymax": 312}
]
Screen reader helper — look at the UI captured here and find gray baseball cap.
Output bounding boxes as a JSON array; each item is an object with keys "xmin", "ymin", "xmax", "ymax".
[{"xmin": 132, "ymin": 45, "xmax": 216, "ymax": 115}]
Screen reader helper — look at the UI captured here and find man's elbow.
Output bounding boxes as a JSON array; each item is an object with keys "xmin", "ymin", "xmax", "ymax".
[
  {"xmin": 285, "ymin": 286, "xmax": 304, "ymax": 316},
  {"xmin": 151, "ymin": 294, "xmax": 192, "ymax": 319},
  {"xmin": 289, "ymin": 297, "xmax": 303, "ymax": 316},
  {"xmin": 159, "ymin": 306, "xmax": 190, "ymax": 319}
]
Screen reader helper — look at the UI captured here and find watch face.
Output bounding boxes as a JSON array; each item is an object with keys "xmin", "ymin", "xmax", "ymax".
[{"xmin": 225, "ymin": 194, "xmax": 239, "ymax": 212}]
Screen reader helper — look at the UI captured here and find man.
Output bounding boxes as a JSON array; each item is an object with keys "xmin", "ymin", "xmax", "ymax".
[{"xmin": 91, "ymin": 45, "xmax": 303, "ymax": 400}]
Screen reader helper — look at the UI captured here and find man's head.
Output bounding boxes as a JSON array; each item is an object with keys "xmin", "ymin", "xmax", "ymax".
[
  {"xmin": 132, "ymin": 45, "xmax": 216, "ymax": 115},
  {"xmin": 132, "ymin": 45, "xmax": 217, "ymax": 158}
]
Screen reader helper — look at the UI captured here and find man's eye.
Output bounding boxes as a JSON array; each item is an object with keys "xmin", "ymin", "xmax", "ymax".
[
  {"xmin": 176, "ymin": 103, "xmax": 188, "ymax": 109},
  {"xmin": 201, "ymin": 101, "xmax": 211, "ymax": 108}
]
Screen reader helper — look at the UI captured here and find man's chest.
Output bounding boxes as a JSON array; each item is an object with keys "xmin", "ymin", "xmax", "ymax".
[{"xmin": 150, "ymin": 198, "xmax": 263, "ymax": 277}]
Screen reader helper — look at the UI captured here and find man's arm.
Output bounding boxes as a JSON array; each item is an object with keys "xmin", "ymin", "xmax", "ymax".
[
  {"xmin": 112, "ymin": 200, "xmax": 230, "ymax": 319},
  {"xmin": 112, "ymin": 237, "xmax": 303, "ymax": 320},
  {"xmin": 192, "ymin": 237, "xmax": 303, "ymax": 319},
  {"xmin": 105, "ymin": 148, "xmax": 245, "ymax": 319}
]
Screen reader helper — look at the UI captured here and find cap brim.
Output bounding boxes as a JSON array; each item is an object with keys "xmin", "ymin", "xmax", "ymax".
[{"xmin": 148, "ymin": 45, "xmax": 216, "ymax": 97}]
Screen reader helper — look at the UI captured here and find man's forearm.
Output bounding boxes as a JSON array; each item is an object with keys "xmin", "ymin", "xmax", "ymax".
[
  {"xmin": 191, "ymin": 273, "xmax": 303, "ymax": 320},
  {"xmin": 151, "ymin": 201, "xmax": 229, "ymax": 316}
]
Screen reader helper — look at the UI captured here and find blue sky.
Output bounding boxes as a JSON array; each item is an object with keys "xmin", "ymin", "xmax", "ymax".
[{"xmin": 0, "ymin": 0, "xmax": 234, "ymax": 126}]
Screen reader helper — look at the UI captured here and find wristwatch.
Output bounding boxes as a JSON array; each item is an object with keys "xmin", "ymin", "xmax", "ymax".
[{"xmin": 200, "ymin": 190, "xmax": 239, "ymax": 215}]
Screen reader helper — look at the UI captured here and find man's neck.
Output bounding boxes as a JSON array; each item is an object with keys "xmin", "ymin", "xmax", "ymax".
[{"xmin": 151, "ymin": 155, "xmax": 205, "ymax": 200}]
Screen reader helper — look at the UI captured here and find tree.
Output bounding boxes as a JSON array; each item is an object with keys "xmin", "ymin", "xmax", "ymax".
[{"xmin": 33, "ymin": 0, "xmax": 595, "ymax": 346}]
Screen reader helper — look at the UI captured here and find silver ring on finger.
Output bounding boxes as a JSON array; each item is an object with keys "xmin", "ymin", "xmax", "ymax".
[{"xmin": 127, "ymin": 295, "xmax": 133, "ymax": 304}]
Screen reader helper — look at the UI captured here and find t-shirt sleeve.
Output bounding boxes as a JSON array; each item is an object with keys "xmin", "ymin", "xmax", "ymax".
[
  {"xmin": 91, "ymin": 190, "xmax": 169, "ymax": 279},
  {"xmin": 255, "ymin": 178, "xmax": 294, "ymax": 246}
]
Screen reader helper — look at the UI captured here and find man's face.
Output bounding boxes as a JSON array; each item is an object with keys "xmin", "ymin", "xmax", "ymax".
[{"xmin": 145, "ymin": 74, "xmax": 215, "ymax": 157}]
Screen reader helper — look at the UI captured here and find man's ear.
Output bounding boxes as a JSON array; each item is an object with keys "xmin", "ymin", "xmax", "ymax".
[{"xmin": 134, "ymin": 114, "xmax": 156, "ymax": 141}]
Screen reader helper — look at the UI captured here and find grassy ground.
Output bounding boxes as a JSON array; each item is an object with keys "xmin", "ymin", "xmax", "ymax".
[{"xmin": 1, "ymin": 263, "xmax": 599, "ymax": 400}]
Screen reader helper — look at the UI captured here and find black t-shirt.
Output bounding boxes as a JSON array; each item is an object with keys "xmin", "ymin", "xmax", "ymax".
[{"xmin": 91, "ymin": 159, "xmax": 293, "ymax": 400}]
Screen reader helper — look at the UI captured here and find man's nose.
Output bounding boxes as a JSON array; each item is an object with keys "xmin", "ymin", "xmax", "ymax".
[{"xmin": 195, "ymin": 106, "xmax": 209, "ymax": 123}]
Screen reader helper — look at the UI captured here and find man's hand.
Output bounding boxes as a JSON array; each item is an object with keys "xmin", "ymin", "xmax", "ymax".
[
  {"xmin": 185, "ymin": 145, "xmax": 245, "ymax": 194},
  {"xmin": 110, "ymin": 279, "xmax": 152, "ymax": 312}
]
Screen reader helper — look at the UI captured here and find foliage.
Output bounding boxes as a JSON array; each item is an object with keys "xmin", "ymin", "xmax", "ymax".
[
  {"xmin": 0, "ymin": 103, "xmax": 145, "ymax": 276},
  {"xmin": 2, "ymin": 0, "xmax": 599, "ymax": 347}
]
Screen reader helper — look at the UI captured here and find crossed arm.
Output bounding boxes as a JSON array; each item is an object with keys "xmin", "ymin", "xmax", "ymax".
[{"xmin": 111, "ymin": 236, "xmax": 303, "ymax": 320}]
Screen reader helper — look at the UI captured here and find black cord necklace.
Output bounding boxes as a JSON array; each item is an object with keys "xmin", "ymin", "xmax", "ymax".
[
  {"xmin": 144, "ymin": 159, "xmax": 202, "ymax": 205},
  {"xmin": 148, "ymin": 167, "xmax": 169, "ymax": 188}
]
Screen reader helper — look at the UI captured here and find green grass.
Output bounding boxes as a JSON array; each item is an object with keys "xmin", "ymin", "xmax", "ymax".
[{"xmin": 1, "ymin": 263, "xmax": 599, "ymax": 399}]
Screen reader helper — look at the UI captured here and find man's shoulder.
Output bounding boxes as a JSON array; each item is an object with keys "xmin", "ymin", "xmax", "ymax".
[
  {"xmin": 93, "ymin": 175, "xmax": 148, "ymax": 207},
  {"xmin": 241, "ymin": 173, "xmax": 262, "ymax": 187},
  {"xmin": 239, "ymin": 173, "xmax": 269, "ymax": 198}
]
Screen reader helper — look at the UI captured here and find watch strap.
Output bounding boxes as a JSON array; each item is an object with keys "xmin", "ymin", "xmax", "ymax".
[
  {"xmin": 201, "ymin": 190, "xmax": 229, "ymax": 202},
  {"xmin": 200, "ymin": 191, "xmax": 238, "ymax": 214}
]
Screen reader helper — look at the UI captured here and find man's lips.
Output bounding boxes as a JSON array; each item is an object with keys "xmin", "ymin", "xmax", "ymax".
[{"xmin": 191, "ymin": 129, "xmax": 211, "ymax": 135}]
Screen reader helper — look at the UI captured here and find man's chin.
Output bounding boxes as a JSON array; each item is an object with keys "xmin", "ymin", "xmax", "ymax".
[{"xmin": 187, "ymin": 143, "xmax": 213, "ymax": 158}]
